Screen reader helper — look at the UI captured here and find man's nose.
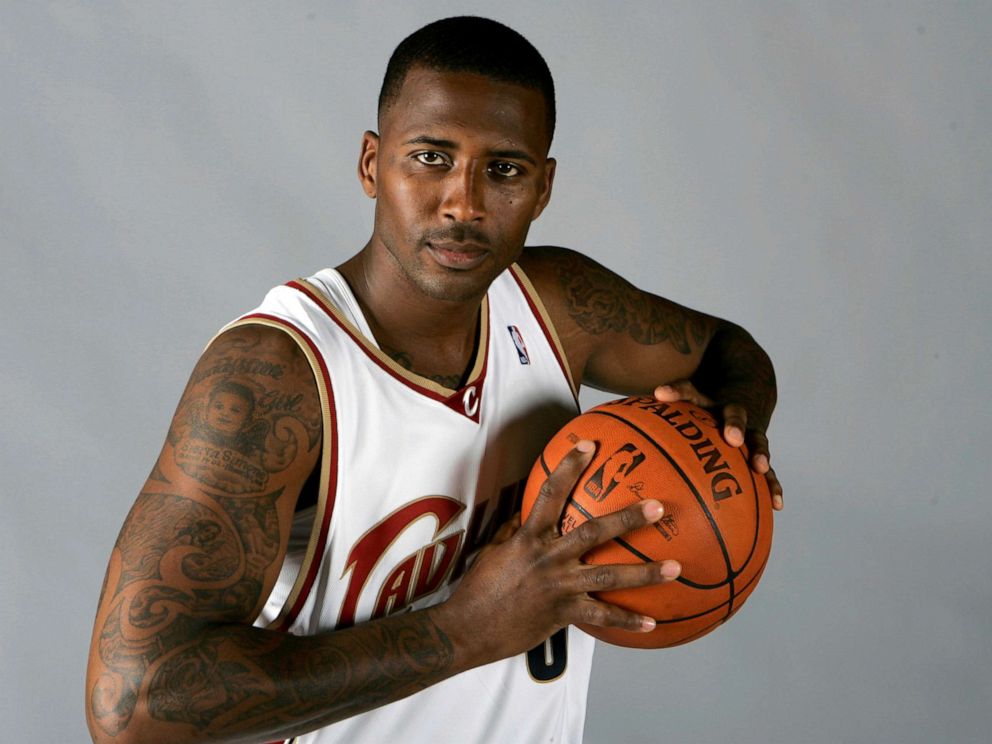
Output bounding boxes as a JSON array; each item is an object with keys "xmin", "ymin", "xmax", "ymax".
[{"xmin": 441, "ymin": 165, "xmax": 485, "ymax": 222}]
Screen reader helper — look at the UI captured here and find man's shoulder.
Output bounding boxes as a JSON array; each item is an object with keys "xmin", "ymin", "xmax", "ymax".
[
  {"xmin": 515, "ymin": 245, "xmax": 618, "ymax": 308},
  {"xmin": 206, "ymin": 322, "xmax": 312, "ymax": 371},
  {"xmin": 515, "ymin": 245, "xmax": 581, "ymax": 299},
  {"xmin": 517, "ymin": 244, "xmax": 577, "ymax": 271}
]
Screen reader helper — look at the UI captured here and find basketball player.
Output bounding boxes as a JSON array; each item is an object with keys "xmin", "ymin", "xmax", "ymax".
[{"xmin": 86, "ymin": 17, "xmax": 781, "ymax": 744}]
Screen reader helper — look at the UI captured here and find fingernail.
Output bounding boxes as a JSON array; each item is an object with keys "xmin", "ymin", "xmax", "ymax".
[
  {"xmin": 774, "ymin": 495, "xmax": 784, "ymax": 510},
  {"xmin": 727, "ymin": 427, "xmax": 744, "ymax": 447},
  {"xmin": 755, "ymin": 454, "xmax": 769, "ymax": 472},
  {"xmin": 661, "ymin": 561, "xmax": 681, "ymax": 579},
  {"xmin": 641, "ymin": 617, "xmax": 656, "ymax": 631},
  {"xmin": 576, "ymin": 440, "xmax": 595, "ymax": 453},
  {"xmin": 655, "ymin": 385, "xmax": 674, "ymax": 397},
  {"xmin": 643, "ymin": 500, "xmax": 663, "ymax": 520}
]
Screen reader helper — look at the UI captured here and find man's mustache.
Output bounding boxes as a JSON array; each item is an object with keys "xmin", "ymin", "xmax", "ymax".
[{"xmin": 423, "ymin": 224, "xmax": 490, "ymax": 245}]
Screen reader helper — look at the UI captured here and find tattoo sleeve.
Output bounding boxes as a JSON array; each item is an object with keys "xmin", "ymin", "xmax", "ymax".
[
  {"xmin": 86, "ymin": 325, "xmax": 457, "ymax": 743},
  {"xmin": 552, "ymin": 249, "xmax": 709, "ymax": 353}
]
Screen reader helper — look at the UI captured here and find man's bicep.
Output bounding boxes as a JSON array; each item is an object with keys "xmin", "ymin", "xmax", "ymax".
[
  {"xmin": 519, "ymin": 246, "xmax": 717, "ymax": 393},
  {"xmin": 143, "ymin": 323, "xmax": 321, "ymax": 611},
  {"xmin": 86, "ymin": 323, "xmax": 323, "ymax": 739}
]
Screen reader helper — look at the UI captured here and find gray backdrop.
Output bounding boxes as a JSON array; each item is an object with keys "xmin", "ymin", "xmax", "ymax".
[{"xmin": 2, "ymin": 2, "xmax": 990, "ymax": 742}]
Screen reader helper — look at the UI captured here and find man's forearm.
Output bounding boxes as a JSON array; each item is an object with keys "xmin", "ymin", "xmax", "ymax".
[{"xmin": 89, "ymin": 606, "xmax": 460, "ymax": 744}]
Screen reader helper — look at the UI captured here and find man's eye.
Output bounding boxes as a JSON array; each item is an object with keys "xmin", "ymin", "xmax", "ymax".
[
  {"xmin": 490, "ymin": 162, "xmax": 520, "ymax": 177},
  {"xmin": 414, "ymin": 152, "xmax": 446, "ymax": 165}
]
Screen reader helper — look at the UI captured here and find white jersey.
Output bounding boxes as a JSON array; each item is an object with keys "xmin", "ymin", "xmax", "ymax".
[{"xmin": 227, "ymin": 265, "xmax": 596, "ymax": 743}]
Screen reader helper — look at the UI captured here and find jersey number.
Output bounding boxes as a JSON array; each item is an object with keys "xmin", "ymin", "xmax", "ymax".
[{"xmin": 526, "ymin": 628, "xmax": 568, "ymax": 681}]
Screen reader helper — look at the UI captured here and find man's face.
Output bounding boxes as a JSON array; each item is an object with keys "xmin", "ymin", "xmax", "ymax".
[{"xmin": 361, "ymin": 67, "xmax": 556, "ymax": 302}]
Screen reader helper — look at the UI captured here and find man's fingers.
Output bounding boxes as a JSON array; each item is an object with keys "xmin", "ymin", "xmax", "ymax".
[
  {"xmin": 563, "ymin": 499, "xmax": 664, "ymax": 552},
  {"xmin": 569, "ymin": 559, "xmax": 678, "ymax": 631},
  {"xmin": 656, "ymin": 389, "xmax": 772, "ymax": 482},
  {"xmin": 765, "ymin": 467, "xmax": 784, "ymax": 511},
  {"xmin": 721, "ymin": 403, "xmax": 747, "ymax": 447},
  {"xmin": 525, "ymin": 440, "xmax": 596, "ymax": 533},
  {"xmin": 745, "ymin": 429, "xmax": 771, "ymax": 474},
  {"xmin": 576, "ymin": 559, "xmax": 682, "ymax": 593},
  {"xmin": 573, "ymin": 597, "xmax": 660, "ymax": 632},
  {"xmin": 741, "ymin": 429, "xmax": 783, "ymax": 509},
  {"xmin": 654, "ymin": 380, "xmax": 715, "ymax": 407}
]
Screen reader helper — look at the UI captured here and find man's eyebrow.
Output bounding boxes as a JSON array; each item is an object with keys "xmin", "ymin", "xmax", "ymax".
[
  {"xmin": 489, "ymin": 148, "xmax": 536, "ymax": 166},
  {"xmin": 402, "ymin": 135, "xmax": 458, "ymax": 149},
  {"xmin": 402, "ymin": 136, "xmax": 537, "ymax": 166}
]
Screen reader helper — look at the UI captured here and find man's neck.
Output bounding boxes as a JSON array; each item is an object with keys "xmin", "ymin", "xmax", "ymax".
[{"xmin": 337, "ymin": 244, "xmax": 484, "ymax": 386}]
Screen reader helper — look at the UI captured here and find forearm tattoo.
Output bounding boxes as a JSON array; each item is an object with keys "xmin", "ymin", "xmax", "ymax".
[
  {"xmin": 553, "ymin": 251, "xmax": 708, "ymax": 353},
  {"xmin": 90, "ymin": 489, "xmax": 279, "ymax": 734},
  {"xmin": 144, "ymin": 613, "xmax": 454, "ymax": 735}
]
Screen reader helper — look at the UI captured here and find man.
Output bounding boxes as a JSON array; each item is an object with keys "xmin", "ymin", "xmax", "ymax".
[{"xmin": 86, "ymin": 16, "xmax": 781, "ymax": 744}]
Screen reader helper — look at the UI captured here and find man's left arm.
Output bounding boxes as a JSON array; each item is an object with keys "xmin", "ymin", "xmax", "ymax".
[{"xmin": 518, "ymin": 246, "xmax": 782, "ymax": 509}]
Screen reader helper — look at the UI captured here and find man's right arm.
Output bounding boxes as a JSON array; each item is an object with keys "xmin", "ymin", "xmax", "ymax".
[{"xmin": 86, "ymin": 325, "xmax": 678, "ymax": 744}]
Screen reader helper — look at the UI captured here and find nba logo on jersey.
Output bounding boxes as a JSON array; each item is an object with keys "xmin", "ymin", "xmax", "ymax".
[{"xmin": 507, "ymin": 325, "xmax": 530, "ymax": 365}]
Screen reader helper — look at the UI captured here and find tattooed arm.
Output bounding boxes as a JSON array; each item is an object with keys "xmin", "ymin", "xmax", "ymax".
[
  {"xmin": 84, "ymin": 325, "xmax": 463, "ymax": 743},
  {"xmin": 518, "ymin": 246, "xmax": 782, "ymax": 507}
]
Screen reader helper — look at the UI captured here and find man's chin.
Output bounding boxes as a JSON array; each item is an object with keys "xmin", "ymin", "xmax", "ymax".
[{"xmin": 414, "ymin": 266, "xmax": 499, "ymax": 303}]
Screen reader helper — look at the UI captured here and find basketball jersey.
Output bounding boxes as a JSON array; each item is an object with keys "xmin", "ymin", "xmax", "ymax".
[{"xmin": 226, "ymin": 264, "xmax": 596, "ymax": 743}]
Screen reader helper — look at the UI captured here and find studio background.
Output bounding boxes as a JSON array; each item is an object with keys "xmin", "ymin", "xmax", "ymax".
[{"xmin": 2, "ymin": 2, "xmax": 989, "ymax": 742}]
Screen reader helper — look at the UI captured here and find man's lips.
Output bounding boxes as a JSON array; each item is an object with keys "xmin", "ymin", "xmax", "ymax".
[{"xmin": 426, "ymin": 242, "xmax": 489, "ymax": 270}]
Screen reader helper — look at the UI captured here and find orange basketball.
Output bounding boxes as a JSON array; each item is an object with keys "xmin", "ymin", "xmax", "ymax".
[{"xmin": 521, "ymin": 397, "xmax": 773, "ymax": 649}]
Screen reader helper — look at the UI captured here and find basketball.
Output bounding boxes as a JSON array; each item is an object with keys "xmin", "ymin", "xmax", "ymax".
[{"xmin": 521, "ymin": 396, "xmax": 773, "ymax": 649}]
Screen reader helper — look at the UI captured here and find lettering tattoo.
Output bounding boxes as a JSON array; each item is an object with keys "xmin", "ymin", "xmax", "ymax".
[
  {"xmin": 553, "ymin": 251, "xmax": 708, "ymax": 353},
  {"xmin": 192, "ymin": 356, "xmax": 285, "ymax": 384}
]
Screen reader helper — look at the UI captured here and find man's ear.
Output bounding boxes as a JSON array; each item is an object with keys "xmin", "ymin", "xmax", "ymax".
[
  {"xmin": 531, "ymin": 157, "xmax": 556, "ymax": 220},
  {"xmin": 358, "ymin": 131, "xmax": 379, "ymax": 198}
]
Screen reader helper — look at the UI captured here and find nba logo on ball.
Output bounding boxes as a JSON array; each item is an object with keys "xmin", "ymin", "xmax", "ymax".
[
  {"xmin": 507, "ymin": 325, "xmax": 530, "ymax": 364},
  {"xmin": 583, "ymin": 443, "xmax": 646, "ymax": 502}
]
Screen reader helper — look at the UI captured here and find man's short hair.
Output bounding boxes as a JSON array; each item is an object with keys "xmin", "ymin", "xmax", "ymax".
[{"xmin": 378, "ymin": 16, "xmax": 556, "ymax": 145}]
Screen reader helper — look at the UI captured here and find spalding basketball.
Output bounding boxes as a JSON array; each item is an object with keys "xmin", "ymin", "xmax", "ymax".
[{"xmin": 521, "ymin": 397, "xmax": 773, "ymax": 649}]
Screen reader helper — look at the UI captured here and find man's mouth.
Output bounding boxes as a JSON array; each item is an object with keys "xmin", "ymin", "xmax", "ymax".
[{"xmin": 426, "ymin": 242, "xmax": 489, "ymax": 270}]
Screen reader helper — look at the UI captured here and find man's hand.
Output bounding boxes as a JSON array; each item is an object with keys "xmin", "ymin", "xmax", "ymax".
[
  {"xmin": 654, "ymin": 380, "xmax": 784, "ymax": 510},
  {"xmin": 434, "ymin": 440, "xmax": 682, "ymax": 667}
]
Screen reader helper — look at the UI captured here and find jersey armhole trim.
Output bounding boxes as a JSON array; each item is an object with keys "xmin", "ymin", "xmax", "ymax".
[
  {"xmin": 508, "ymin": 263, "xmax": 580, "ymax": 405},
  {"xmin": 219, "ymin": 313, "xmax": 339, "ymax": 632}
]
